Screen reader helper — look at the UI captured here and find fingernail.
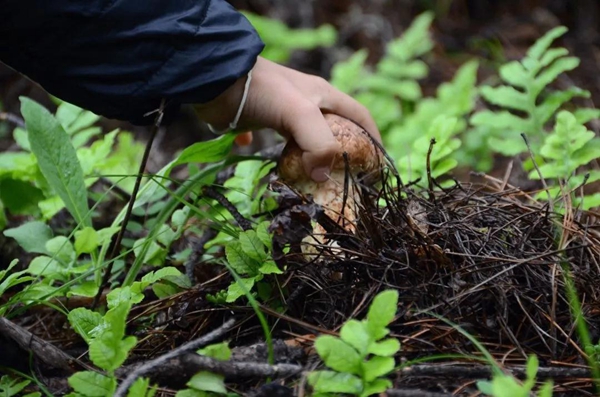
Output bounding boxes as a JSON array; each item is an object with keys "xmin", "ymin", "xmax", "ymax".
[{"xmin": 311, "ymin": 167, "xmax": 330, "ymax": 182}]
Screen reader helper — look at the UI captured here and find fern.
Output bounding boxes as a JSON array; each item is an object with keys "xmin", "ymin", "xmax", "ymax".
[
  {"xmin": 470, "ymin": 26, "xmax": 600, "ymax": 158},
  {"xmin": 330, "ymin": 11, "xmax": 435, "ymax": 132},
  {"xmin": 530, "ymin": 111, "xmax": 600, "ymax": 210}
]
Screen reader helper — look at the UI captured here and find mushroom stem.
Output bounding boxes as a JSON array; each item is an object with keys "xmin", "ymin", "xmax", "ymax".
[{"xmin": 277, "ymin": 114, "xmax": 382, "ymax": 259}]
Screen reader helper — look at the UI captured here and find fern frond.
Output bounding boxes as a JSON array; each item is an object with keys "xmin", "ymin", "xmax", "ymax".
[{"xmin": 471, "ymin": 26, "xmax": 589, "ymax": 157}]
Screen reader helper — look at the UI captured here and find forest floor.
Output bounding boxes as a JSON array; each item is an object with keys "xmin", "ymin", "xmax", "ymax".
[{"xmin": 1, "ymin": 1, "xmax": 600, "ymax": 396}]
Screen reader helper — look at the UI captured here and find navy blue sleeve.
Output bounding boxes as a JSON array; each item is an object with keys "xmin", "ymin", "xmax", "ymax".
[{"xmin": 0, "ymin": 0, "xmax": 264, "ymax": 125}]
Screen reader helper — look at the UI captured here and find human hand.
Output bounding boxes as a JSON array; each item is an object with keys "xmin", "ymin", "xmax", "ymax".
[{"xmin": 194, "ymin": 56, "xmax": 381, "ymax": 182}]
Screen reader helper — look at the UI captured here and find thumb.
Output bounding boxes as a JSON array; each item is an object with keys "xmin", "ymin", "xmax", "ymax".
[{"xmin": 286, "ymin": 106, "xmax": 340, "ymax": 182}]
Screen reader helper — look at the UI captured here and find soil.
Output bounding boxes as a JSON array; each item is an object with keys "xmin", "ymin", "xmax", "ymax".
[{"xmin": 1, "ymin": 1, "xmax": 600, "ymax": 396}]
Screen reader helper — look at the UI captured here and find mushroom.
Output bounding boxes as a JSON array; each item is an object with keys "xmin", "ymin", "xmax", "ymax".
[{"xmin": 277, "ymin": 113, "xmax": 383, "ymax": 257}]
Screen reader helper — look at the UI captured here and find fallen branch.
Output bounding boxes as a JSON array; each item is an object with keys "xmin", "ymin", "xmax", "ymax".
[
  {"xmin": 113, "ymin": 317, "xmax": 235, "ymax": 397},
  {"xmin": 401, "ymin": 363, "xmax": 591, "ymax": 379},
  {"xmin": 0, "ymin": 317, "xmax": 88, "ymax": 373}
]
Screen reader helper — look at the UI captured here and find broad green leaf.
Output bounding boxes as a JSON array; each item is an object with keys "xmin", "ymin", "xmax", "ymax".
[
  {"xmin": 479, "ymin": 86, "xmax": 530, "ymax": 113},
  {"xmin": 127, "ymin": 377, "xmax": 156, "ymax": 397},
  {"xmin": 366, "ymin": 290, "xmax": 398, "ymax": 340},
  {"xmin": 107, "ymin": 286, "xmax": 144, "ymax": 309},
  {"xmin": 167, "ymin": 134, "xmax": 236, "ymax": 173},
  {"xmin": 255, "ymin": 221, "xmax": 272, "ymax": 250},
  {"xmin": 46, "ymin": 236, "xmax": 75, "ymax": 264},
  {"xmin": 499, "ymin": 61, "xmax": 528, "ymax": 88},
  {"xmin": 340, "ymin": 319, "xmax": 371, "ymax": 356},
  {"xmin": 225, "ymin": 277, "xmax": 256, "ymax": 303},
  {"xmin": 152, "ymin": 282, "xmax": 179, "ymax": 298},
  {"xmin": 20, "ymin": 97, "xmax": 91, "ymax": 227},
  {"xmin": 0, "ymin": 179, "xmax": 43, "ymax": 215},
  {"xmin": 68, "ymin": 308, "xmax": 103, "ymax": 343},
  {"xmin": 28, "ymin": 255, "xmax": 63, "ymax": 277},
  {"xmin": 3, "ymin": 221, "xmax": 52, "ymax": 254},
  {"xmin": 68, "ymin": 281, "xmax": 99, "ymax": 298},
  {"xmin": 362, "ymin": 356, "xmax": 395, "ymax": 382},
  {"xmin": 307, "ymin": 370, "xmax": 363, "ymax": 394},
  {"xmin": 361, "ymin": 379, "xmax": 392, "ymax": 397},
  {"xmin": 67, "ymin": 371, "xmax": 116, "ymax": 397},
  {"xmin": 89, "ymin": 333, "xmax": 137, "ymax": 372},
  {"xmin": 225, "ymin": 240, "xmax": 259, "ymax": 276},
  {"xmin": 367, "ymin": 338, "xmax": 401, "ymax": 357},
  {"xmin": 259, "ymin": 260, "xmax": 282, "ymax": 275},
  {"xmin": 314, "ymin": 335, "xmax": 361, "ymax": 374},
  {"xmin": 187, "ymin": 372, "xmax": 227, "ymax": 394},
  {"xmin": 239, "ymin": 230, "xmax": 266, "ymax": 261},
  {"xmin": 198, "ymin": 342, "xmax": 231, "ymax": 361},
  {"xmin": 74, "ymin": 227, "xmax": 99, "ymax": 256}
]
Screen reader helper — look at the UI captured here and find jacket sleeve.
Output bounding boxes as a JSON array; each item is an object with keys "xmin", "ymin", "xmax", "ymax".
[{"xmin": 0, "ymin": 0, "xmax": 264, "ymax": 125}]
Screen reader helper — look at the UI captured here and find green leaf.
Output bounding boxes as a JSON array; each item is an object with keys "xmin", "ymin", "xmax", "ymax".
[
  {"xmin": 239, "ymin": 230, "xmax": 266, "ymax": 261},
  {"xmin": 127, "ymin": 377, "xmax": 156, "ymax": 397},
  {"xmin": 167, "ymin": 134, "xmax": 236, "ymax": 173},
  {"xmin": 527, "ymin": 26, "xmax": 567, "ymax": 60},
  {"xmin": 340, "ymin": 319, "xmax": 371, "ymax": 356},
  {"xmin": 68, "ymin": 307, "xmax": 103, "ymax": 343},
  {"xmin": 314, "ymin": 335, "xmax": 361, "ymax": 374},
  {"xmin": 187, "ymin": 372, "xmax": 227, "ymax": 394},
  {"xmin": 89, "ymin": 333, "xmax": 137, "ymax": 372},
  {"xmin": 28, "ymin": 255, "xmax": 64, "ymax": 277},
  {"xmin": 307, "ymin": 370, "xmax": 363, "ymax": 394},
  {"xmin": 46, "ymin": 236, "xmax": 75, "ymax": 264},
  {"xmin": 225, "ymin": 277, "xmax": 256, "ymax": 303},
  {"xmin": 225, "ymin": 240, "xmax": 259, "ymax": 276},
  {"xmin": 360, "ymin": 378, "xmax": 392, "ymax": 397},
  {"xmin": 3, "ymin": 221, "xmax": 52, "ymax": 254},
  {"xmin": 75, "ymin": 227, "xmax": 99, "ymax": 256},
  {"xmin": 197, "ymin": 342, "xmax": 232, "ymax": 361},
  {"xmin": 255, "ymin": 221, "xmax": 272, "ymax": 250},
  {"xmin": 367, "ymin": 338, "xmax": 401, "ymax": 357},
  {"xmin": 20, "ymin": 97, "xmax": 91, "ymax": 227},
  {"xmin": 258, "ymin": 260, "xmax": 282, "ymax": 275},
  {"xmin": 366, "ymin": 290, "xmax": 398, "ymax": 340},
  {"xmin": 0, "ymin": 179, "xmax": 43, "ymax": 215},
  {"xmin": 479, "ymin": 86, "xmax": 530, "ymax": 113},
  {"xmin": 532, "ymin": 56, "xmax": 579, "ymax": 96},
  {"xmin": 67, "ymin": 371, "xmax": 116, "ymax": 397},
  {"xmin": 362, "ymin": 356, "xmax": 395, "ymax": 382}
]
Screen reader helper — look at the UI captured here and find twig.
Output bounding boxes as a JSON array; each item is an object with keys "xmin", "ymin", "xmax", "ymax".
[
  {"xmin": 521, "ymin": 133, "xmax": 553, "ymax": 213},
  {"xmin": 180, "ymin": 353, "xmax": 302, "ymax": 378},
  {"xmin": 92, "ymin": 99, "xmax": 166, "ymax": 309},
  {"xmin": 113, "ymin": 317, "xmax": 235, "ymax": 397},
  {"xmin": 425, "ymin": 138, "xmax": 437, "ymax": 203},
  {"xmin": 0, "ymin": 317, "xmax": 89, "ymax": 373},
  {"xmin": 0, "ymin": 111, "xmax": 25, "ymax": 128},
  {"xmin": 202, "ymin": 186, "xmax": 253, "ymax": 231},
  {"xmin": 401, "ymin": 363, "xmax": 591, "ymax": 379}
]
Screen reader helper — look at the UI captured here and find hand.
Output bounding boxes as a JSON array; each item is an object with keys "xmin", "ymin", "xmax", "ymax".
[{"xmin": 194, "ymin": 56, "xmax": 381, "ymax": 182}]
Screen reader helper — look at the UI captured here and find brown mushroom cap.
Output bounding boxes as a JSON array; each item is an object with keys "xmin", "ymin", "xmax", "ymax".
[{"xmin": 278, "ymin": 114, "xmax": 382, "ymax": 184}]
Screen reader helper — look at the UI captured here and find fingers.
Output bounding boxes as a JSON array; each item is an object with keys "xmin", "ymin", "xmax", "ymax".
[
  {"xmin": 283, "ymin": 102, "xmax": 340, "ymax": 182},
  {"xmin": 320, "ymin": 87, "xmax": 382, "ymax": 143}
]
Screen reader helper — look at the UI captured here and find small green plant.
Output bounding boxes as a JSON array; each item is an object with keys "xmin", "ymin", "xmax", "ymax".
[
  {"xmin": 529, "ymin": 110, "xmax": 600, "ymax": 209},
  {"xmin": 0, "ymin": 99, "xmax": 143, "ymax": 225},
  {"xmin": 176, "ymin": 342, "xmax": 238, "ymax": 397},
  {"xmin": 0, "ymin": 375, "xmax": 41, "ymax": 397},
  {"xmin": 477, "ymin": 355, "xmax": 553, "ymax": 397},
  {"xmin": 242, "ymin": 11, "xmax": 337, "ymax": 63},
  {"xmin": 470, "ymin": 26, "xmax": 600, "ymax": 159},
  {"xmin": 308, "ymin": 289, "xmax": 400, "ymax": 397},
  {"xmin": 65, "ymin": 268, "xmax": 183, "ymax": 396},
  {"xmin": 207, "ymin": 221, "xmax": 281, "ymax": 303}
]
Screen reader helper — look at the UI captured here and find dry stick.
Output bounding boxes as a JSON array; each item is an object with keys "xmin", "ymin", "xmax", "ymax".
[
  {"xmin": 425, "ymin": 138, "xmax": 437, "ymax": 203},
  {"xmin": 401, "ymin": 363, "xmax": 591, "ymax": 379},
  {"xmin": 92, "ymin": 99, "xmax": 166, "ymax": 309},
  {"xmin": 180, "ymin": 353, "xmax": 302, "ymax": 378},
  {"xmin": 0, "ymin": 111, "xmax": 25, "ymax": 128},
  {"xmin": 0, "ymin": 317, "xmax": 91, "ymax": 373},
  {"xmin": 113, "ymin": 317, "xmax": 235, "ymax": 397},
  {"xmin": 521, "ymin": 133, "xmax": 553, "ymax": 213}
]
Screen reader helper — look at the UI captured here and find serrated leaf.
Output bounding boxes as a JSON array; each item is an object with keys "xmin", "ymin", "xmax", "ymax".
[
  {"xmin": 255, "ymin": 221, "xmax": 272, "ymax": 250},
  {"xmin": 67, "ymin": 371, "xmax": 116, "ymax": 397},
  {"xmin": 314, "ymin": 335, "xmax": 361, "ymax": 374},
  {"xmin": 368, "ymin": 338, "xmax": 401, "ymax": 356},
  {"xmin": 90, "ymin": 333, "xmax": 137, "ymax": 372},
  {"xmin": 197, "ymin": 342, "xmax": 231, "ymax": 361},
  {"xmin": 239, "ymin": 230, "xmax": 266, "ymax": 261},
  {"xmin": 307, "ymin": 370, "xmax": 363, "ymax": 394},
  {"xmin": 68, "ymin": 308, "xmax": 103, "ymax": 343},
  {"xmin": 499, "ymin": 61, "xmax": 529, "ymax": 88},
  {"xmin": 527, "ymin": 26, "xmax": 568, "ymax": 60},
  {"xmin": 340, "ymin": 319, "xmax": 371, "ymax": 356},
  {"xmin": 167, "ymin": 134, "xmax": 236, "ymax": 173},
  {"xmin": 360, "ymin": 378, "xmax": 392, "ymax": 397},
  {"xmin": 225, "ymin": 277, "xmax": 256, "ymax": 303},
  {"xmin": 362, "ymin": 356, "xmax": 395, "ymax": 382},
  {"xmin": 470, "ymin": 110, "xmax": 530, "ymax": 132},
  {"xmin": 532, "ymin": 56, "xmax": 579, "ymax": 96},
  {"xmin": 20, "ymin": 97, "xmax": 91, "ymax": 227},
  {"xmin": 3, "ymin": 221, "xmax": 52, "ymax": 254},
  {"xmin": 225, "ymin": 240, "xmax": 259, "ymax": 276},
  {"xmin": 127, "ymin": 377, "xmax": 156, "ymax": 397},
  {"xmin": 259, "ymin": 260, "xmax": 282, "ymax": 275}
]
